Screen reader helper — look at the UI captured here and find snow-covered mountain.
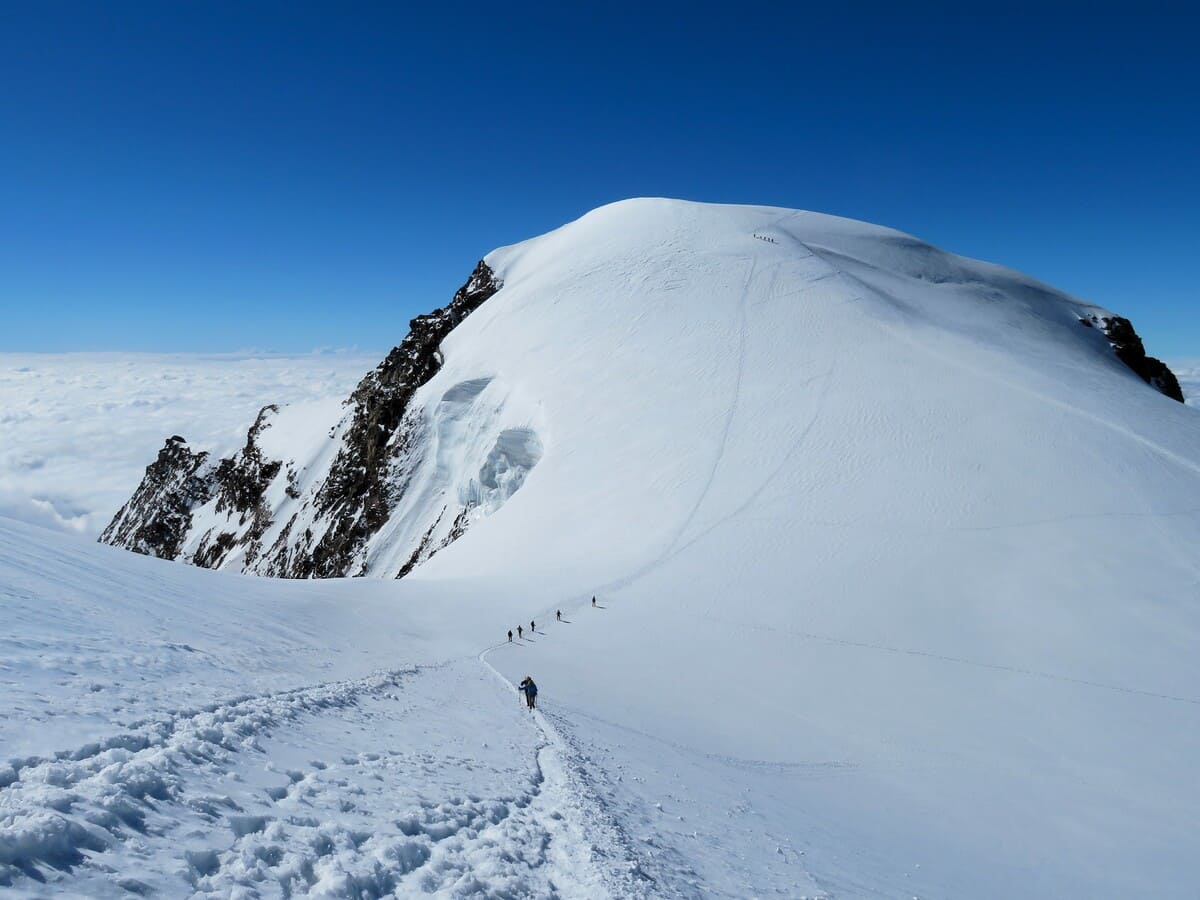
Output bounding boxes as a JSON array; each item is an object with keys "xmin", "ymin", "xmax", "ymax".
[
  {"xmin": 11, "ymin": 198, "xmax": 1199, "ymax": 897},
  {"xmin": 100, "ymin": 264, "xmax": 505, "ymax": 577},
  {"xmin": 100, "ymin": 199, "xmax": 1184, "ymax": 582}
]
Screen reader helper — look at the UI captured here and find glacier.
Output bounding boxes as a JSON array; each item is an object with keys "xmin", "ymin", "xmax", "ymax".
[{"xmin": 4, "ymin": 198, "xmax": 1199, "ymax": 897}]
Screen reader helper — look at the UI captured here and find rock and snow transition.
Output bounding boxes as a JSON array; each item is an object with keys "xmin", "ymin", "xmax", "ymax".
[
  {"xmin": 1169, "ymin": 359, "xmax": 1200, "ymax": 405},
  {"xmin": 4, "ymin": 198, "xmax": 1200, "ymax": 897},
  {"xmin": 99, "ymin": 201, "xmax": 1186, "ymax": 582}
]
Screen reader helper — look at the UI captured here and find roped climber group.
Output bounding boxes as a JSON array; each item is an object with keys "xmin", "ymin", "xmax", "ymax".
[{"xmin": 505, "ymin": 596, "xmax": 599, "ymax": 709}]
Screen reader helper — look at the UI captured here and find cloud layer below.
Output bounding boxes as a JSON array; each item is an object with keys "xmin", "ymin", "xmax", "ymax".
[
  {"xmin": 1169, "ymin": 359, "xmax": 1200, "ymax": 407},
  {"xmin": 0, "ymin": 351, "xmax": 379, "ymax": 536}
]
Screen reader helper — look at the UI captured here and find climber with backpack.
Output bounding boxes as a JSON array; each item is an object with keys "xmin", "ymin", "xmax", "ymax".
[{"xmin": 518, "ymin": 676, "xmax": 538, "ymax": 710}]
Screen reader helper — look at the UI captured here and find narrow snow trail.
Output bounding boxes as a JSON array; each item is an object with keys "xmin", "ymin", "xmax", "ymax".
[
  {"xmin": 476, "ymin": 646, "xmax": 661, "ymax": 899},
  {"xmin": 0, "ymin": 656, "xmax": 652, "ymax": 898}
]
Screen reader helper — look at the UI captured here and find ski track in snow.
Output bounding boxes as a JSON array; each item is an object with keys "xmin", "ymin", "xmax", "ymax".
[{"xmin": 662, "ymin": 254, "xmax": 757, "ymax": 559}]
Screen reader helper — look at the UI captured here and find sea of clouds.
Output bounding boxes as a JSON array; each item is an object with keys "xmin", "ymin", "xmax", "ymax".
[
  {"xmin": 0, "ymin": 351, "xmax": 380, "ymax": 536},
  {"xmin": 1170, "ymin": 359, "xmax": 1200, "ymax": 407}
]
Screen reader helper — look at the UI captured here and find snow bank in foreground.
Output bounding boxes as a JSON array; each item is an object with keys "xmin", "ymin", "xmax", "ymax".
[{"xmin": 0, "ymin": 351, "xmax": 377, "ymax": 536}]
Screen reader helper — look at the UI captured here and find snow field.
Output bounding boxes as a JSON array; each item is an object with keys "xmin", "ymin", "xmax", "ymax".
[
  {"xmin": 6, "ymin": 198, "xmax": 1200, "ymax": 896},
  {"xmin": 1, "ymin": 645, "xmax": 651, "ymax": 897}
]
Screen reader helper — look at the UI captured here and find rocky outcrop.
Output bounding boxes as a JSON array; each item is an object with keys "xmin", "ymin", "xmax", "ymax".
[
  {"xmin": 290, "ymin": 260, "xmax": 502, "ymax": 577},
  {"xmin": 99, "ymin": 261, "xmax": 503, "ymax": 577},
  {"xmin": 99, "ymin": 437, "xmax": 217, "ymax": 559},
  {"xmin": 1080, "ymin": 314, "xmax": 1185, "ymax": 403},
  {"xmin": 190, "ymin": 406, "xmax": 283, "ymax": 569}
]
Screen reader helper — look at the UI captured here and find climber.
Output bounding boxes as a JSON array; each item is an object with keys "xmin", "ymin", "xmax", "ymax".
[
  {"xmin": 517, "ymin": 625, "xmax": 523, "ymax": 639},
  {"xmin": 507, "ymin": 630, "xmax": 513, "ymax": 642},
  {"xmin": 556, "ymin": 610, "xmax": 561, "ymax": 622},
  {"xmin": 518, "ymin": 676, "xmax": 538, "ymax": 710}
]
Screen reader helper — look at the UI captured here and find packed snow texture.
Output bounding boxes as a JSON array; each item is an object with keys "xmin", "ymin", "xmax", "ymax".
[
  {"xmin": 0, "ymin": 352, "xmax": 377, "ymax": 536},
  {"xmin": 0, "ymin": 520, "xmax": 650, "ymax": 898},
  {"xmin": 4, "ymin": 199, "xmax": 1200, "ymax": 897}
]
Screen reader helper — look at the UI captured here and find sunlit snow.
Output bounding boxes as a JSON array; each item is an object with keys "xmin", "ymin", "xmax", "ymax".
[{"xmin": 3, "ymin": 199, "xmax": 1199, "ymax": 898}]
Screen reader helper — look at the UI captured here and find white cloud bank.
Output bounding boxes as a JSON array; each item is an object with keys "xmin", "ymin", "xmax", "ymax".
[
  {"xmin": 1168, "ymin": 359, "xmax": 1200, "ymax": 406},
  {"xmin": 0, "ymin": 351, "xmax": 380, "ymax": 536}
]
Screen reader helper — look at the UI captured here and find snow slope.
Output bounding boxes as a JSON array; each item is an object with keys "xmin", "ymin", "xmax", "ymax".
[
  {"xmin": 0, "ymin": 517, "xmax": 648, "ymax": 897},
  {"xmin": 444, "ymin": 200, "xmax": 1200, "ymax": 897},
  {"xmin": 6, "ymin": 198, "xmax": 1200, "ymax": 896}
]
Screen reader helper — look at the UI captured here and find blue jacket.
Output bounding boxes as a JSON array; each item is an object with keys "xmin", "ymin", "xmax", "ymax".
[{"xmin": 521, "ymin": 681, "xmax": 538, "ymax": 696}]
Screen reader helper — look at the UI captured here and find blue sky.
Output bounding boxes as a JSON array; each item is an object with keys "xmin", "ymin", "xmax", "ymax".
[{"xmin": 2, "ymin": 2, "xmax": 1196, "ymax": 356}]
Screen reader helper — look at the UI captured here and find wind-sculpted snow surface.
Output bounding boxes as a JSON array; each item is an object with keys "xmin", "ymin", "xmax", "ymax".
[
  {"xmin": 0, "ymin": 520, "xmax": 661, "ymax": 897},
  {"xmin": 17, "ymin": 199, "xmax": 1200, "ymax": 895}
]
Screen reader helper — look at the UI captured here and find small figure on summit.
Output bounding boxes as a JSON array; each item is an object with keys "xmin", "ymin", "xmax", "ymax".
[
  {"xmin": 556, "ymin": 610, "xmax": 561, "ymax": 622},
  {"xmin": 517, "ymin": 625, "xmax": 523, "ymax": 639},
  {"xmin": 507, "ymin": 630, "xmax": 513, "ymax": 643},
  {"xmin": 591, "ymin": 596, "xmax": 597, "ymax": 608},
  {"xmin": 518, "ymin": 676, "xmax": 538, "ymax": 710},
  {"xmin": 530, "ymin": 620, "xmax": 535, "ymax": 633}
]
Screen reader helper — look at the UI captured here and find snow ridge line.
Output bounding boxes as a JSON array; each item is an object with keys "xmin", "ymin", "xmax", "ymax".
[
  {"xmin": 0, "ymin": 667, "xmax": 418, "ymax": 886},
  {"xmin": 800, "ymin": 236, "xmax": 1200, "ymax": 482},
  {"xmin": 476, "ymin": 647, "xmax": 657, "ymax": 899}
]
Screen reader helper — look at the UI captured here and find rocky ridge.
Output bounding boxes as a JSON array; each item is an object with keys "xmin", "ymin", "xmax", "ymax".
[
  {"xmin": 1083, "ymin": 313, "xmax": 1185, "ymax": 403},
  {"xmin": 100, "ymin": 437, "xmax": 216, "ymax": 558},
  {"xmin": 100, "ymin": 261, "xmax": 503, "ymax": 577}
]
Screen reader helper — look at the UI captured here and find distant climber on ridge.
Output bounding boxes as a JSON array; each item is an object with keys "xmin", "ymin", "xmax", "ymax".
[
  {"xmin": 507, "ymin": 630, "xmax": 513, "ymax": 642},
  {"xmin": 517, "ymin": 625, "xmax": 523, "ymax": 639},
  {"xmin": 556, "ymin": 610, "xmax": 561, "ymax": 622}
]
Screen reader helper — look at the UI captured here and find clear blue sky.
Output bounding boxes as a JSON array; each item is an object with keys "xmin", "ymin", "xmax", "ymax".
[{"xmin": 2, "ymin": 2, "xmax": 1196, "ymax": 356}]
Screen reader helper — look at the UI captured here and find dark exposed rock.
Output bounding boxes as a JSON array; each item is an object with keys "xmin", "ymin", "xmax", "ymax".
[
  {"xmin": 296, "ymin": 260, "xmax": 501, "ymax": 577},
  {"xmin": 99, "ymin": 437, "xmax": 217, "ymax": 559},
  {"xmin": 193, "ymin": 531, "xmax": 238, "ymax": 569},
  {"xmin": 1086, "ymin": 314, "xmax": 1185, "ymax": 403},
  {"xmin": 395, "ymin": 508, "xmax": 447, "ymax": 580},
  {"xmin": 99, "ymin": 260, "xmax": 502, "ymax": 578},
  {"xmin": 190, "ymin": 405, "xmax": 283, "ymax": 568}
]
